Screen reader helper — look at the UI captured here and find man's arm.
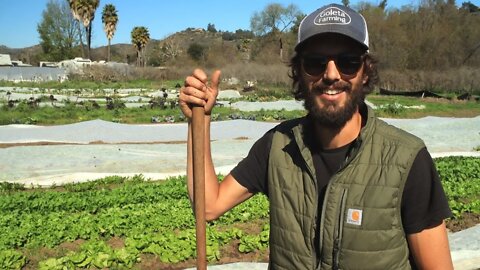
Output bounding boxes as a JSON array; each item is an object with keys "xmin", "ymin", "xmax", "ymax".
[
  {"xmin": 186, "ymin": 114, "xmax": 253, "ymax": 220},
  {"xmin": 181, "ymin": 69, "xmax": 253, "ymax": 221},
  {"xmin": 407, "ymin": 221, "xmax": 453, "ymax": 270}
]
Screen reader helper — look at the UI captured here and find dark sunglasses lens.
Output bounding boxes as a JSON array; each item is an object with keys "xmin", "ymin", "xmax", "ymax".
[
  {"xmin": 302, "ymin": 56, "xmax": 328, "ymax": 76},
  {"xmin": 337, "ymin": 55, "xmax": 362, "ymax": 75}
]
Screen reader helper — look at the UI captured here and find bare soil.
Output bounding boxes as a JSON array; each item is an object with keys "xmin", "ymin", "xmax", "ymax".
[
  {"xmin": 20, "ymin": 214, "xmax": 479, "ymax": 269},
  {"xmin": 142, "ymin": 213, "xmax": 480, "ymax": 269},
  {"xmin": 140, "ymin": 245, "xmax": 269, "ymax": 270},
  {"xmin": 446, "ymin": 212, "xmax": 480, "ymax": 233}
]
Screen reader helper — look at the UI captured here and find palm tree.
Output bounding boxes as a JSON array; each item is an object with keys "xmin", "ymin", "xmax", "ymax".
[
  {"xmin": 68, "ymin": 0, "xmax": 85, "ymax": 58},
  {"xmin": 131, "ymin": 26, "xmax": 150, "ymax": 67},
  {"xmin": 68, "ymin": 0, "xmax": 100, "ymax": 60},
  {"xmin": 101, "ymin": 4, "xmax": 118, "ymax": 62}
]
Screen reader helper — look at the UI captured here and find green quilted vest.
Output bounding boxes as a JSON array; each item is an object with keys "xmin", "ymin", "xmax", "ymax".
[{"xmin": 267, "ymin": 106, "xmax": 424, "ymax": 270}]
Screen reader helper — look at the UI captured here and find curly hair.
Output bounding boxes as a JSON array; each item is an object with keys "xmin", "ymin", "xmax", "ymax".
[{"xmin": 289, "ymin": 52, "xmax": 379, "ymax": 100}]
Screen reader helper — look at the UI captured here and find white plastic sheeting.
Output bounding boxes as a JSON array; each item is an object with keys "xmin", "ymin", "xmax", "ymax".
[{"xmin": 1, "ymin": 116, "xmax": 479, "ymax": 186}]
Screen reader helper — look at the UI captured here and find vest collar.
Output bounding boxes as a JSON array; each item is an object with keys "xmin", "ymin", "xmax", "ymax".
[{"xmin": 290, "ymin": 102, "xmax": 377, "ymax": 175}]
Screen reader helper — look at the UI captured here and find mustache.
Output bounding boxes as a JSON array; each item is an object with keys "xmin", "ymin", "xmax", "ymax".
[{"xmin": 312, "ymin": 81, "xmax": 352, "ymax": 93}]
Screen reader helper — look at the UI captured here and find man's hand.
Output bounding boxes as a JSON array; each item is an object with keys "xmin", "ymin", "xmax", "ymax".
[{"xmin": 179, "ymin": 69, "xmax": 221, "ymax": 119}]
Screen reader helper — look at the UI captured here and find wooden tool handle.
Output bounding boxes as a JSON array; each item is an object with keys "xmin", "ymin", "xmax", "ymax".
[{"xmin": 192, "ymin": 105, "xmax": 207, "ymax": 269}]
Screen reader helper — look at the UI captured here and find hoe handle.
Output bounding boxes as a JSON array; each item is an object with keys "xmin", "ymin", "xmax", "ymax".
[{"xmin": 192, "ymin": 105, "xmax": 207, "ymax": 269}]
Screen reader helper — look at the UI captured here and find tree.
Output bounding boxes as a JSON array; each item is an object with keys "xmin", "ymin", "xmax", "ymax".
[
  {"xmin": 102, "ymin": 3, "xmax": 118, "ymax": 62},
  {"xmin": 160, "ymin": 38, "xmax": 181, "ymax": 62},
  {"xmin": 290, "ymin": 13, "xmax": 305, "ymax": 36},
  {"xmin": 68, "ymin": 0, "xmax": 100, "ymax": 60},
  {"xmin": 461, "ymin": 1, "xmax": 479, "ymax": 12},
  {"xmin": 221, "ymin": 31, "xmax": 236, "ymax": 41},
  {"xmin": 37, "ymin": 0, "xmax": 83, "ymax": 61},
  {"xmin": 131, "ymin": 26, "xmax": 150, "ymax": 67},
  {"xmin": 187, "ymin": 42, "xmax": 206, "ymax": 62},
  {"xmin": 207, "ymin": 23, "xmax": 217, "ymax": 33},
  {"xmin": 250, "ymin": 3, "xmax": 301, "ymax": 35},
  {"xmin": 250, "ymin": 3, "xmax": 301, "ymax": 59},
  {"xmin": 378, "ymin": 0, "xmax": 388, "ymax": 10},
  {"xmin": 235, "ymin": 29, "xmax": 255, "ymax": 39}
]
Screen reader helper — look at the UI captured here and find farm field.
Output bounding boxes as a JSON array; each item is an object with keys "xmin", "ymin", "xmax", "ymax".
[
  {"xmin": 2, "ymin": 85, "xmax": 480, "ymax": 125},
  {"xmin": 2, "ymin": 0, "xmax": 480, "ymax": 267},
  {"xmin": 1, "ymin": 155, "xmax": 479, "ymax": 270},
  {"xmin": 1, "ymin": 85, "xmax": 479, "ymax": 269}
]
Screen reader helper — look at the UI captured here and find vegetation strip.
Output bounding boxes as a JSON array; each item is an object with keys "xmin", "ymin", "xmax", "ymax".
[{"xmin": 0, "ymin": 156, "xmax": 479, "ymax": 269}]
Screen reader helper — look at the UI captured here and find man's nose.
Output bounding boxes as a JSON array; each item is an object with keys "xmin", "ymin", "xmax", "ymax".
[{"xmin": 323, "ymin": 60, "xmax": 341, "ymax": 83}]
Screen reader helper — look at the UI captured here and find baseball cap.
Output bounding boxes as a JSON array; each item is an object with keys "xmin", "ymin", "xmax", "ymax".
[{"xmin": 296, "ymin": 3, "xmax": 369, "ymax": 51}]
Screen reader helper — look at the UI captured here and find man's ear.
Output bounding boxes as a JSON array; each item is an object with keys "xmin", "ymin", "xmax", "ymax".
[
  {"xmin": 362, "ymin": 73, "xmax": 369, "ymax": 85},
  {"xmin": 362, "ymin": 60, "xmax": 370, "ymax": 85}
]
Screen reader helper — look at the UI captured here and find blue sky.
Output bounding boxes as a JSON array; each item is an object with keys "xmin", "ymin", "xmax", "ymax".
[{"xmin": 0, "ymin": 0, "xmax": 466, "ymax": 49}]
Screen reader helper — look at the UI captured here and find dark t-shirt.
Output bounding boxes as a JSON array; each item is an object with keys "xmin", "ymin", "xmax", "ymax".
[{"xmin": 231, "ymin": 126, "xmax": 452, "ymax": 234}]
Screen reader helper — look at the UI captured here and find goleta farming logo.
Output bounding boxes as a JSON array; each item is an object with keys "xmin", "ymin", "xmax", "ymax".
[{"xmin": 314, "ymin": 7, "xmax": 351, "ymax": 25}]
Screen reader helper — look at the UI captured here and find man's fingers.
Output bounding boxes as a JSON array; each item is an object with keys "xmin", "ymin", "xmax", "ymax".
[
  {"xmin": 185, "ymin": 76, "xmax": 208, "ymax": 92},
  {"xmin": 179, "ymin": 87, "xmax": 206, "ymax": 106},
  {"xmin": 182, "ymin": 85, "xmax": 207, "ymax": 99},
  {"xmin": 211, "ymin": 70, "xmax": 222, "ymax": 91},
  {"xmin": 192, "ymin": 68, "xmax": 208, "ymax": 83},
  {"xmin": 182, "ymin": 69, "xmax": 221, "ymax": 114}
]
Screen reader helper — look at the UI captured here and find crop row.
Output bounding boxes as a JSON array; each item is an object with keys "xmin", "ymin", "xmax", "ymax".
[{"xmin": 0, "ymin": 156, "xmax": 478, "ymax": 269}]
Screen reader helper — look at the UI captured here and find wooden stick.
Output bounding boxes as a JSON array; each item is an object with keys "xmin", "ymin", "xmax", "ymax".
[{"xmin": 192, "ymin": 105, "xmax": 207, "ymax": 270}]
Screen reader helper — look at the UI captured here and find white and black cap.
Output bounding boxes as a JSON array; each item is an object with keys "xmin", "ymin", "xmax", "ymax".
[{"xmin": 296, "ymin": 3, "xmax": 369, "ymax": 51}]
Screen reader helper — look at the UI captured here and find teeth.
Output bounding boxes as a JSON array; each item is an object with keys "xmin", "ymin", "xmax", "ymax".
[{"xmin": 324, "ymin": 89, "xmax": 342, "ymax": 95}]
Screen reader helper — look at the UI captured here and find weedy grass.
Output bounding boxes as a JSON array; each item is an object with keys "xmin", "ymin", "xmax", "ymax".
[
  {"xmin": 368, "ymin": 95, "xmax": 480, "ymax": 118},
  {"xmin": 1, "ymin": 94, "xmax": 478, "ymax": 125}
]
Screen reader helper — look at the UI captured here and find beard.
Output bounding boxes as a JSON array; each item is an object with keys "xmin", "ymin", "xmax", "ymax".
[{"xmin": 302, "ymin": 80, "xmax": 364, "ymax": 129}]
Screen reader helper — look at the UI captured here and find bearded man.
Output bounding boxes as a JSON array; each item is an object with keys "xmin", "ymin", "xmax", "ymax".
[{"xmin": 179, "ymin": 3, "xmax": 453, "ymax": 269}]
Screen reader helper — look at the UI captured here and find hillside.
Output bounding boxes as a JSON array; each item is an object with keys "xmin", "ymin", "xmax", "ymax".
[
  {"xmin": 0, "ymin": 28, "xmax": 243, "ymax": 66},
  {"xmin": 0, "ymin": 44, "xmax": 43, "ymax": 65}
]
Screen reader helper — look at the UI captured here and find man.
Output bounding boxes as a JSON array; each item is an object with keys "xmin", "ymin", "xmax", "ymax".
[{"xmin": 179, "ymin": 3, "xmax": 453, "ymax": 270}]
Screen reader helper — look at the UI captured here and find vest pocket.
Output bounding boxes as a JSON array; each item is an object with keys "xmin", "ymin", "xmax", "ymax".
[{"xmin": 333, "ymin": 188, "xmax": 348, "ymax": 270}]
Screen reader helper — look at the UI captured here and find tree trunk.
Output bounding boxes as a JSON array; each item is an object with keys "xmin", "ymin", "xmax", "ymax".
[
  {"xmin": 279, "ymin": 37, "xmax": 283, "ymax": 60},
  {"xmin": 143, "ymin": 47, "xmax": 147, "ymax": 67},
  {"xmin": 87, "ymin": 24, "xmax": 92, "ymax": 60},
  {"xmin": 136, "ymin": 50, "xmax": 140, "ymax": 66},
  {"xmin": 107, "ymin": 39, "xmax": 111, "ymax": 62},
  {"xmin": 78, "ymin": 24, "xmax": 86, "ymax": 59}
]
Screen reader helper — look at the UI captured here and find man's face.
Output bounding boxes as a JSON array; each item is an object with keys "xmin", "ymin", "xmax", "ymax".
[{"xmin": 299, "ymin": 33, "xmax": 367, "ymax": 129}]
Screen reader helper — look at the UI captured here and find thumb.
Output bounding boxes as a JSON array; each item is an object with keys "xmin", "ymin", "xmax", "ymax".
[{"xmin": 210, "ymin": 70, "xmax": 222, "ymax": 91}]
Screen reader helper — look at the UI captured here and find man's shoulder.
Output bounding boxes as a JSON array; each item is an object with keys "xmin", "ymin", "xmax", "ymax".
[{"xmin": 273, "ymin": 116, "xmax": 307, "ymax": 133}]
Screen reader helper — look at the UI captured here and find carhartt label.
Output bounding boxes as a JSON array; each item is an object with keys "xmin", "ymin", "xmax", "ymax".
[
  {"xmin": 346, "ymin": 208, "xmax": 362, "ymax": 225},
  {"xmin": 314, "ymin": 7, "xmax": 351, "ymax": 25}
]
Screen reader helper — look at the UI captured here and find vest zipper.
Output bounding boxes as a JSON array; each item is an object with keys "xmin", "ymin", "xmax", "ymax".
[
  {"xmin": 304, "ymin": 159, "xmax": 319, "ymax": 270},
  {"xmin": 333, "ymin": 188, "xmax": 348, "ymax": 270},
  {"xmin": 291, "ymin": 127, "xmax": 319, "ymax": 269}
]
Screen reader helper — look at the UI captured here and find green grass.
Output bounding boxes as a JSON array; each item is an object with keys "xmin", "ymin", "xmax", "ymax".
[
  {"xmin": 1, "ymin": 83, "xmax": 479, "ymax": 125},
  {"xmin": 368, "ymin": 95, "xmax": 480, "ymax": 118},
  {"xmin": 0, "ymin": 103, "xmax": 181, "ymax": 125},
  {"xmin": 1, "ymin": 96, "xmax": 478, "ymax": 125},
  {"xmin": 0, "ymin": 79, "xmax": 184, "ymax": 91},
  {"xmin": 0, "ymin": 101, "xmax": 310, "ymax": 125}
]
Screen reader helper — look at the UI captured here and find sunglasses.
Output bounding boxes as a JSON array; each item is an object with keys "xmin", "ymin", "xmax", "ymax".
[{"xmin": 301, "ymin": 54, "xmax": 365, "ymax": 77}]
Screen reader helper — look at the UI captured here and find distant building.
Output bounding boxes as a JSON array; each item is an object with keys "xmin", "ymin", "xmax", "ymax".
[
  {"xmin": 0, "ymin": 54, "xmax": 13, "ymax": 66},
  {"xmin": 58, "ymin": 57, "xmax": 92, "ymax": 73},
  {"xmin": 11, "ymin": 60, "xmax": 32, "ymax": 67},
  {"xmin": 0, "ymin": 54, "xmax": 67, "ymax": 82},
  {"xmin": 39, "ymin": 61, "xmax": 59, "ymax": 68}
]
